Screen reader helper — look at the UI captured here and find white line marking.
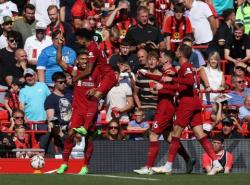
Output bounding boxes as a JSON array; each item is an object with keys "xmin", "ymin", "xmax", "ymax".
[
  {"xmin": 87, "ymin": 174, "xmax": 160, "ymax": 181},
  {"xmin": 44, "ymin": 169, "xmax": 58, "ymax": 174}
]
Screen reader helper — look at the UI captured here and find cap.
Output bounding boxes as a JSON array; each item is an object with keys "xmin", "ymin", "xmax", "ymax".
[
  {"xmin": 35, "ymin": 22, "xmax": 47, "ymax": 30},
  {"xmin": 212, "ymin": 135, "xmax": 224, "ymax": 143},
  {"xmin": 0, "ymin": 16, "xmax": 13, "ymax": 25},
  {"xmin": 23, "ymin": 68, "xmax": 36, "ymax": 76},
  {"xmin": 221, "ymin": 117, "xmax": 234, "ymax": 126},
  {"xmin": 227, "ymin": 105, "xmax": 238, "ymax": 112}
]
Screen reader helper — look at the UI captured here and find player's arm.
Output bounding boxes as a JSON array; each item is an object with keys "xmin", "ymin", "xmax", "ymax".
[
  {"xmin": 56, "ymin": 38, "xmax": 68, "ymax": 71},
  {"xmin": 172, "ymin": 73, "xmax": 194, "ymax": 86},
  {"xmin": 73, "ymin": 62, "xmax": 94, "ymax": 82}
]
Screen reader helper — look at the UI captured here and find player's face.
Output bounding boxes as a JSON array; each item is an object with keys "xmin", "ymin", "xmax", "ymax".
[{"xmin": 77, "ymin": 54, "xmax": 88, "ymax": 70}]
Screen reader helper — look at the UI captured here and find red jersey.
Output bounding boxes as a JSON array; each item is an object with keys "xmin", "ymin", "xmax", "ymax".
[
  {"xmin": 116, "ymin": 18, "xmax": 137, "ymax": 40},
  {"xmin": 4, "ymin": 91, "xmax": 19, "ymax": 110},
  {"xmin": 71, "ymin": 0, "xmax": 87, "ymax": 18},
  {"xmin": 66, "ymin": 65, "xmax": 101, "ymax": 110},
  {"xmin": 87, "ymin": 41, "xmax": 117, "ymax": 94},
  {"xmin": 163, "ymin": 16, "xmax": 193, "ymax": 51},
  {"xmin": 152, "ymin": 0, "xmax": 170, "ymax": 29},
  {"xmin": 162, "ymin": 62, "xmax": 201, "ymax": 110},
  {"xmin": 46, "ymin": 22, "xmax": 65, "ymax": 37}
]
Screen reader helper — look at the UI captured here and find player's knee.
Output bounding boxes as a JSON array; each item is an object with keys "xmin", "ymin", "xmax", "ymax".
[{"xmin": 149, "ymin": 131, "xmax": 158, "ymax": 141}]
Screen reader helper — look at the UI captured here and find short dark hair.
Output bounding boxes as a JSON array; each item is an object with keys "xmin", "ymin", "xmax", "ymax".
[
  {"xmin": 222, "ymin": 8, "xmax": 235, "ymax": 21},
  {"xmin": 76, "ymin": 48, "xmax": 89, "ymax": 56},
  {"xmin": 174, "ymin": 3, "xmax": 185, "ymax": 13},
  {"xmin": 24, "ymin": 3, "xmax": 35, "ymax": 12},
  {"xmin": 212, "ymin": 135, "xmax": 224, "ymax": 143},
  {"xmin": 75, "ymin": 28, "xmax": 94, "ymax": 41},
  {"xmin": 112, "ymin": 66, "xmax": 120, "ymax": 73},
  {"xmin": 52, "ymin": 72, "xmax": 66, "ymax": 81},
  {"xmin": 148, "ymin": 51, "xmax": 159, "ymax": 60},
  {"xmin": 12, "ymin": 108, "xmax": 25, "ymax": 116},
  {"xmin": 178, "ymin": 44, "xmax": 192, "ymax": 59},
  {"xmin": 7, "ymin": 31, "xmax": 19, "ymax": 40},
  {"xmin": 161, "ymin": 50, "xmax": 175, "ymax": 62},
  {"xmin": 51, "ymin": 29, "xmax": 62, "ymax": 40}
]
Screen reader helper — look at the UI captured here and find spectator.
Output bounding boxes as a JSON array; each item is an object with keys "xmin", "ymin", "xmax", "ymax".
[
  {"xmin": 137, "ymin": 48, "xmax": 148, "ymax": 69},
  {"xmin": 200, "ymin": 51, "xmax": 226, "ymax": 104},
  {"xmin": 0, "ymin": 31, "xmax": 20, "ymax": 86},
  {"xmin": 182, "ymin": 37, "xmax": 205, "ymax": 68},
  {"xmin": 183, "ymin": 0, "xmax": 217, "ymax": 45},
  {"xmin": 106, "ymin": 0, "xmax": 136, "ymax": 40},
  {"xmin": 117, "ymin": 59, "xmax": 135, "ymax": 88},
  {"xmin": 202, "ymin": 135, "xmax": 234, "ymax": 174},
  {"xmin": 70, "ymin": 133, "xmax": 85, "ymax": 159},
  {"xmin": 236, "ymin": 0, "xmax": 250, "ymax": 34},
  {"xmin": 13, "ymin": 126, "xmax": 33, "ymax": 158},
  {"xmin": 8, "ymin": 109, "xmax": 30, "ymax": 132},
  {"xmin": 29, "ymin": 0, "xmax": 59, "ymax": 25},
  {"xmin": 227, "ymin": 76, "xmax": 250, "ymax": 105},
  {"xmin": 4, "ymin": 80, "xmax": 20, "ymax": 116},
  {"xmin": 24, "ymin": 21, "xmax": 52, "ymax": 67},
  {"xmin": 44, "ymin": 72, "xmax": 72, "ymax": 129},
  {"xmin": 125, "ymin": 6, "xmax": 165, "ymax": 52},
  {"xmin": 207, "ymin": 9, "xmax": 235, "ymax": 59},
  {"xmin": 127, "ymin": 108, "xmax": 149, "ymax": 140},
  {"xmin": 212, "ymin": 0, "xmax": 234, "ymax": 16},
  {"xmin": 19, "ymin": 68, "xmax": 51, "ymax": 130},
  {"xmin": 13, "ymin": 3, "xmax": 36, "ymax": 44},
  {"xmin": 104, "ymin": 118, "xmax": 125, "ymax": 140},
  {"xmin": 224, "ymin": 23, "xmax": 250, "ymax": 74},
  {"xmin": 46, "ymin": 5, "xmax": 64, "ymax": 37},
  {"xmin": 134, "ymin": 51, "xmax": 160, "ymax": 121},
  {"xmin": 215, "ymin": 117, "xmax": 243, "ymax": 139},
  {"xmin": 39, "ymin": 118, "xmax": 66, "ymax": 158},
  {"xmin": 109, "ymin": 39, "xmax": 139, "ymax": 73},
  {"xmin": 0, "ymin": 16, "xmax": 14, "ymax": 49},
  {"xmin": 163, "ymin": 3, "xmax": 193, "ymax": 52},
  {"xmin": 239, "ymin": 95, "xmax": 250, "ymax": 122},
  {"xmin": 37, "ymin": 30, "xmax": 76, "ymax": 86},
  {"xmin": 0, "ymin": 0, "xmax": 18, "ymax": 21},
  {"xmin": 0, "ymin": 131, "xmax": 15, "ymax": 158},
  {"xmin": 5, "ymin": 49, "xmax": 32, "ymax": 86},
  {"xmin": 106, "ymin": 67, "xmax": 134, "ymax": 122}
]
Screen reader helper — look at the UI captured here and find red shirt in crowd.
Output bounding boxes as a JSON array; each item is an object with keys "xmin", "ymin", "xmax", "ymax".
[{"xmin": 99, "ymin": 40, "xmax": 119, "ymax": 59}]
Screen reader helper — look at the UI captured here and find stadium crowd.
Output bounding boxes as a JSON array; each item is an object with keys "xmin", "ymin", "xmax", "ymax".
[{"xmin": 0, "ymin": 0, "xmax": 249, "ymax": 175}]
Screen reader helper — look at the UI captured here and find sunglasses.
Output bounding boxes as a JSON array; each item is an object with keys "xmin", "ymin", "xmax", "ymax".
[
  {"xmin": 56, "ymin": 80, "xmax": 66, "ymax": 84},
  {"xmin": 9, "ymin": 39, "xmax": 17, "ymax": 43},
  {"xmin": 109, "ymin": 126, "xmax": 118, "ymax": 130},
  {"xmin": 14, "ymin": 116, "xmax": 24, "ymax": 120},
  {"xmin": 227, "ymin": 110, "xmax": 238, "ymax": 114},
  {"xmin": 235, "ymin": 66, "xmax": 244, "ymax": 70},
  {"xmin": 237, "ymin": 80, "xmax": 245, "ymax": 84},
  {"xmin": 3, "ymin": 21, "xmax": 13, "ymax": 26}
]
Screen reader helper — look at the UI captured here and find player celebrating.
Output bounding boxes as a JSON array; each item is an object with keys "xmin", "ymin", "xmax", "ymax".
[
  {"xmin": 152, "ymin": 44, "xmax": 223, "ymax": 175},
  {"xmin": 134, "ymin": 50, "xmax": 194, "ymax": 175}
]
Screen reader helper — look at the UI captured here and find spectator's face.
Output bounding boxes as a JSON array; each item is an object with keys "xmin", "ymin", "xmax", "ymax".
[
  {"xmin": 16, "ymin": 50, "xmax": 28, "ymax": 63},
  {"xmin": 212, "ymin": 140, "xmax": 223, "ymax": 153},
  {"xmin": 209, "ymin": 55, "xmax": 219, "ymax": 69},
  {"xmin": 36, "ymin": 29, "xmax": 46, "ymax": 41},
  {"xmin": 25, "ymin": 74, "xmax": 36, "ymax": 86},
  {"xmin": 120, "ymin": 45, "xmax": 130, "ymax": 55},
  {"xmin": 7, "ymin": 37, "xmax": 18, "ymax": 49},
  {"xmin": 244, "ymin": 96, "xmax": 250, "ymax": 110},
  {"xmin": 137, "ymin": 50, "xmax": 148, "ymax": 65},
  {"xmin": 148, "ymin": 56, "xmax": 159, "ymax": 70},
  {"xmin": 108, "ymin": 121, "xmax": 119, "ymax": 136},
  {"xmin": 137, "ymin": 10, "xmax": 149, "ymax": 25},
  {"xmin": 109, "ymin": 34, "xmax": 119, "ymax": 44},
  {"xmin": 48, "ymin": 8, "xmax": 59, "ymax": 24},
  {"xmin": 118, "ymin": 62, "xmax": 130, "ymax": 73},
  {"xmin": 233, "ymin": 77, "xmax": 245, "ymax": 91},
  {"xmin": 135, "ymin": 112, "xmax": 145, "ymax": 123},
  {"xmin": 222, "ymin": 124, "xmax": 233, "ymax": 135},
  {"xmin": 72, "ymin": 18, "xmax": 82, "ymax": 29},
  {"xmin": 234, "ymin": 28, "xmax": 244, "ymax": 40},
  {"xmin": 234, "ymin": 66, "xmax": 245, "ymax": 77},
  {"xmin": 53, "ymin": 34, "xmax": 64, "ymax": 47},
  {"xmin": 54, "ymin": 78, "xmax": 66, "ymax": 91},
  {"xmin": 13, "ymin": 112, "xmax": 24, "ymax": 126},
  {"xmin": 16, "ymin": 128, "xmax": 26, "ymax": 140},
  {"xmin": 65, "ymin": 74, "xmax": 73, "ymax": 86},
  {"xmin": 1, "ymin": 21, "xmax": 13, "ymax": 32},
  {"xmin": 87, "ymin": 16, "xmax": 96, "ymax": 29},
  {"xmin": 24, "ymin": 8, "xmax": 35, "ymax": 22},
  {"xmin": 174, "ymin": 11, "xmax": 184, "ymax": 20}
]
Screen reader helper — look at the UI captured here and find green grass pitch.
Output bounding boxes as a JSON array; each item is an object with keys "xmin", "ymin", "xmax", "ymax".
[{"xmin": 1, "ymin": 173, "xmax": 250, "ymax": 185}]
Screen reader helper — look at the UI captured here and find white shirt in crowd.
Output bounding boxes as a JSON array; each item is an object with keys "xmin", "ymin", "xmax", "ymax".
[
  {"xmin": 188, "ymin": 0, "xmax": 213, "ymax": 44},
  {"xmin": 29, "ymin": 0, "xmax": 59, "ymax": 25},
  {"xmin": 24, "ymin": 35, "xmax": 52, "ymax": 63},
  {"xmin": 0, "ymin": 1, "xmax": 18, "ymax": 21},
  {"xmin": 0, "ymin": 34, "xmax": 7, "ymax": 49},
  {"xmin": 70, "ymin": 137, "xmax": 85, "ymax": 159},
  {"xmin": 106, "ymin": 83, "xmax": 132, "ymax": 122}
]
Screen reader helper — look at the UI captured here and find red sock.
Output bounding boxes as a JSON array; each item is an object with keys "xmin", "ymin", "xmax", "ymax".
[
  {"xmin": 62, "ymin": 136, "xmax": 74, "ymax": 164},
  {"xmin": 167, "ymin": 136, "xmax": 180, "ymax": 163},
  {"xmin": 84, "ymin": 97, "xmax": 98, "ymax": 130},
  {"xmin": 199, "ymin": 136, "xmax": 217, "ymax": 160},
  {"xmin": 166, "ymin": 140, "xmax": 190, "ymax": 162},
  {"xmin": 83, "ymin": 140, "xmax": 94, "ymax": 166},
  {"xmin": 146, "ymin": 141, "xmax": 159, "ymax": 167}
]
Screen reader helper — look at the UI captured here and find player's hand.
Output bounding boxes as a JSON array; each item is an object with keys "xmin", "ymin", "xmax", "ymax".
[
  {"xmin": 161, "ymin": 76, "xmax": 172, "ymax": 82},
  {"xmin": 165, "ymin": 69, "xmax": 176, "ymax": 76},
  {"xmin": 155, "ymin": 82, "xmax": 163, "ymax": 90},
  {"xmin": 137, "ymin": 69, "xmax": 147, "ymax": 76},
  {"xmin": 86, "ymin": 88, "xmax": 97, "ymax": 98}
]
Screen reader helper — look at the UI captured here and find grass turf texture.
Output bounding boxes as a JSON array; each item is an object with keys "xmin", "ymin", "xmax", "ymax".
[{"xmin": 1, "ymin": 173, "xmax": 250, "ymax": 185}]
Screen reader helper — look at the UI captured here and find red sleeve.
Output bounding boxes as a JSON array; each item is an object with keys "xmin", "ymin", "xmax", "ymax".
[
  {"xmin": 185, "ymin": 17, "xmax": 193, "ymax": 35},
  {"xmin": 202, "ymin": 153, "xmax": 212, "ymax": 169},
  {"xmin": 163, "ymin": 16, "xmax": 172, "ymax": 35},
  {"xmin": 172, "ymin": 73, "xmax": 194, "ymax": 86},
  {"xmin": 225, "ymin": 152, "xmax": 234, "ymax": 170},
  {"xmin": 71, "ymin": 0, "xmax": 86, "ymax": 17},
  {"xmin": 144, "ymin": 73, "xmax": 162, "ymax": 82}
]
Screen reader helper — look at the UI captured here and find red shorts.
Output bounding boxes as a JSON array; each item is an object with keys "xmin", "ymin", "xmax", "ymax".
[
  {"xmin": 174, "ymin": 109, "xmax": 202, "ymax": 128},
  {"xmin": 69, "ymin": 109, "xmax": 97, "ymax": 132},
  {"xmin": 151, "ymin": 98, "xmax": 175, "ymax": 134}
]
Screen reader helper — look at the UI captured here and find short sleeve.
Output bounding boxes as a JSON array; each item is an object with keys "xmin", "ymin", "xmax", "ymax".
[
  {"xmin": 19, "ymin": 89, "xmax": 26, "ymax": 104},
  {"xmin": 37, "ymin": 49, "xmax": 48, "ymax": 69},
  {"xmin": 44, "ymin": 95, "xmax": 55, "ymax": 110}
]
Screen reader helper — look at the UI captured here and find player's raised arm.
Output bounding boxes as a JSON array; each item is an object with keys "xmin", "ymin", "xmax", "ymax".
[{"xmin": 56, "ymin": 36, "xmax": 68, "ymax": 71}]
